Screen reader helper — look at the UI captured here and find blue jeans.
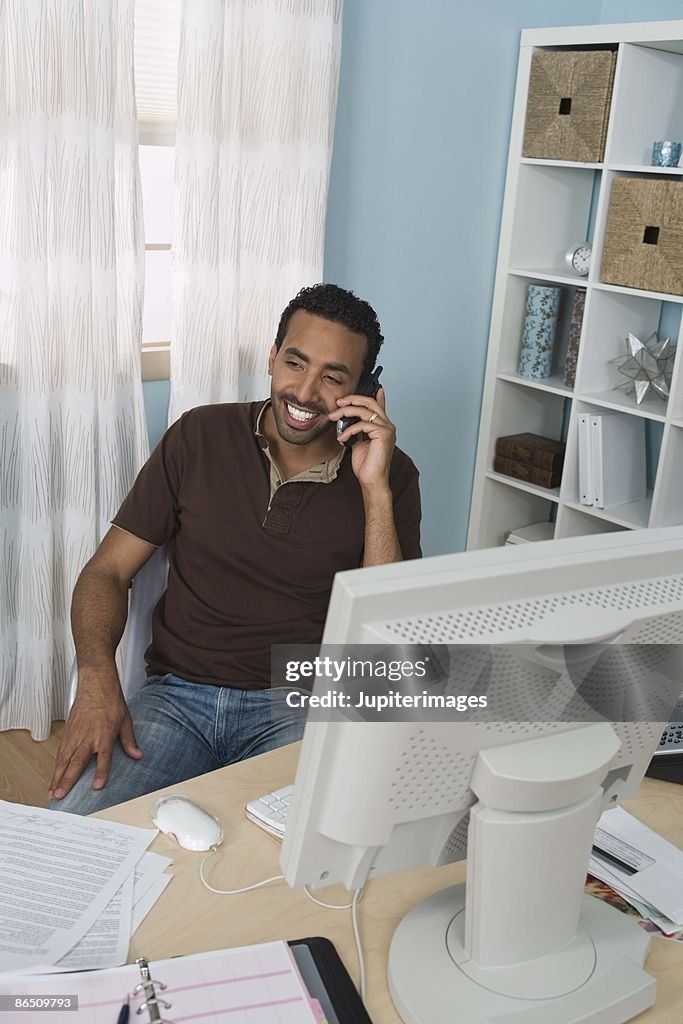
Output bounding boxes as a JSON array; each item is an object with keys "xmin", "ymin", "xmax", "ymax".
[{"xmin": 52, "ymin": 675, "xmax": 307, "ymax": 815}]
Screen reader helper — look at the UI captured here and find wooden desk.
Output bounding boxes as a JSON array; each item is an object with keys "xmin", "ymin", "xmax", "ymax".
[{"xmin": 97, "ymin": 744, "xmax": 683, "ymax": 1023}]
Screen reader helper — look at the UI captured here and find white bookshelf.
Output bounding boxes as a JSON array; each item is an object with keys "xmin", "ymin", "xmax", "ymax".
[{"xmin": 468, "ymin": 20, "xmax": 683, "ymax": 550}]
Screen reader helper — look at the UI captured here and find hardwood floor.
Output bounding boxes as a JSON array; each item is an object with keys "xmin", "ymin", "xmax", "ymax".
[{"xmin": 0, "ymin": 721, "xmax": 65, "ymax": 807}]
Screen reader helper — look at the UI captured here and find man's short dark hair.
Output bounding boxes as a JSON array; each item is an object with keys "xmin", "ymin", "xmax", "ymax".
[{"xmin": 275, "ymin": 283, "xmax": 384, "ymax": 372}]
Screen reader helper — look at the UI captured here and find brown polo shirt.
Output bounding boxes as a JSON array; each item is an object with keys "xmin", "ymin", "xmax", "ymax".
[{"xmin": 112, "ymin": 401, "xmax": 422, "ymax": 688}]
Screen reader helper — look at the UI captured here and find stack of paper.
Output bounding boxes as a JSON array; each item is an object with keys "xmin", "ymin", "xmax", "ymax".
[
  {"xmin": 0, "ymin": 801, "xmax": 173, "ymax": 973},
  {"xmin": 577, "ymin": 412, "xmax": 646, "ymax": 509},
  {"xmin": 590, "ymin": 806, "xmax": 683, "ymax": 940}
]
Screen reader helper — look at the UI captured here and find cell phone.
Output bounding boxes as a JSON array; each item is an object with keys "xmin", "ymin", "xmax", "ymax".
[{"xmin": 336, "ymin": 365, "xmax": 383, "ymax": 447}]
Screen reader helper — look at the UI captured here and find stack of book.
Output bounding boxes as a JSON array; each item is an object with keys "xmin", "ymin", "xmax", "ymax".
[
  {"xmin": 578, "ymin": 412, "xmax": 646, "ymax": 509},
  {"xmin": 494, "ymin": 432, "xmax": 566, "ymax": 489}
]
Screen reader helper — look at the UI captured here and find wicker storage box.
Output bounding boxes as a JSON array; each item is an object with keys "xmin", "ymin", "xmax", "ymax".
[
  {"xmin": 601, "ymin": 177, "xmax": 683, "ymax": 295},
  {"xmin": 522, "ymin": 50, "xmax": 616, "ymax": 162}
]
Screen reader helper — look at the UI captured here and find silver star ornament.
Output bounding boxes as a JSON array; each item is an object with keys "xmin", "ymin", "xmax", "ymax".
[{"xmin": 609, "ymin": 332, "xmax": 676, "ymax": 405}]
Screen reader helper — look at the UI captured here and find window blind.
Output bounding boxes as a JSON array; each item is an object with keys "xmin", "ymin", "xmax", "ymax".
[{"xmin": 134, "ymin": 0, "xmax": 181, "ymax": 135}]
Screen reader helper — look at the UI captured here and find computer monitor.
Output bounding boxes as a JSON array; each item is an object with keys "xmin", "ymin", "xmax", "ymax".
[{"xmin": 280, "ymin": 526, "xmax": 683, "ymax": 1024}]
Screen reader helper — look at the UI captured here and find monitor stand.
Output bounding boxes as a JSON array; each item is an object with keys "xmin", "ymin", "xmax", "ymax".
[{"xmin": 388, "ymin": 724, "xmax": 655, "ymax": 1024}]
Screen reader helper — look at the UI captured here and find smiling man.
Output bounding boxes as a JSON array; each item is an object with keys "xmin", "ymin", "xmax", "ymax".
[{"xmin": 50, "ymin": 284, "xmax": 421, "ymax": 813}]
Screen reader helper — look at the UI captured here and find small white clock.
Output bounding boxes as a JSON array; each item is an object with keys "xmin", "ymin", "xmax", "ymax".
[{"xmin": 565, "ymin": 242, "xmax": 592, "ymax": 277}]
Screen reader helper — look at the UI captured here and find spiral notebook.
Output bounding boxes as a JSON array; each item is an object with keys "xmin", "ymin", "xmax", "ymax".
[{"xmin": 0, "ymin": 941, "xmax": 324, "ymax": 1023}]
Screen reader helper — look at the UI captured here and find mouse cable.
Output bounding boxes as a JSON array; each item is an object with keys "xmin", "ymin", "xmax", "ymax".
[
  {"xmin": 351, "ymin": 886, "xmax": 365, "ymax": 1003},
  {"xmin": 199, "ymin": 846, "xmax": 284, "ymax": 894},
  {"xmin": 302, "ymin": 884, "xmax": 364, "ymax": 910},
  {"xmin": 199, "ymin": 848, "xmax": 367, "ymax": 1003},
  {"xmin": 303, "ymin": 883, "xmax": 367, "ymax": 1003},
  {"xmin": 200, "ymin": 845, "xmax": 365, "ymax": 908}
]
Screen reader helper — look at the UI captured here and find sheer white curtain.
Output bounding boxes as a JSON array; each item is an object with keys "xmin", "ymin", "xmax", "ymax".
[
  {"xmin": 169, "ymin": 0, "xmax": 342, "ymax": 421},
  {"xmin": 0, "ymin": 0, "xmax": 149, "ymax": 738}
]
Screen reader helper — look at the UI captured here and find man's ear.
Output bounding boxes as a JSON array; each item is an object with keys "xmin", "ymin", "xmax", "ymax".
[{"xmin": 267, "ymin": 343, "xmax": 278, "ymax": 376}]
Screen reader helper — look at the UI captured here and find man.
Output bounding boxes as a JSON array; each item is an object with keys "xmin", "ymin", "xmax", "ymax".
[{"xmin": 50, "ymin": 283, "xmax": 421, "ymax": 813}]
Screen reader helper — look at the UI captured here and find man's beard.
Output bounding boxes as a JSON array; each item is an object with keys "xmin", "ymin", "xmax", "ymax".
[{"xmin": 270, "ymin": 392, "xmax": 334, "ymax": 446}]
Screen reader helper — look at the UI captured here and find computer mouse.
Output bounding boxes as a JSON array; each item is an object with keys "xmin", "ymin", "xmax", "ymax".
[{"xmin": 152, "ymin": 795, "xmax": 224, "ymax": 852}]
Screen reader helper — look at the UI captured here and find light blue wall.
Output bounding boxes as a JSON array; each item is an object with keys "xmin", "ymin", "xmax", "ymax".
[
  {"xmin": 601, "ymin": 1, "xmax": 683, "ymax": 22},
  {"xmin": 323, "ymin": 0, "xmax": 607, "ymax": 557}
]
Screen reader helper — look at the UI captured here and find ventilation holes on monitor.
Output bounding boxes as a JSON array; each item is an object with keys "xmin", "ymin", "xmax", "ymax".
[
  {"xmin": 388, "ymin": 729, "xmax": 472, "ymax": 813},
  {"xmin": 612, "ymin": 720, "xmax": 661, "ymax": 758},
  {"xmin": 443, "ymin": 810, "xmax": 471, "ymax": 859},
  {"xmin": 474, "ymin": 721, "xmax": 566, "ymax": 739},
  {"xmin": 381, "ymin": 576, "xmax": 683, "ymax": 643},
  {"xmin": 630, "ymin": 611, "xmax": 683, "ymax": 643}
]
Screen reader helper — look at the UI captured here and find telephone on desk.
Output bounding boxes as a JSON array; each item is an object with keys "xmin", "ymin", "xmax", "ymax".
[{"xmin": 647, "ymin": 696, "xmax": 683, "ymax": 784}]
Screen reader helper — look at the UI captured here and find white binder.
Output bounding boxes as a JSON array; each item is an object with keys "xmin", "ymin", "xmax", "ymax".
[
  {"xmin": 578, "ymin": 413, "xmax": 593, "ymax": 505},
  {"xmin": 590, "ymin": 413, "xmax": 647, "ymax": 509}
]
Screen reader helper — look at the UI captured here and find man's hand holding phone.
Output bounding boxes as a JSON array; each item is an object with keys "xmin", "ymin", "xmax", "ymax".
[{"xmin": 329, "ymin": 366, "xmax": 397, "ymax": 490}]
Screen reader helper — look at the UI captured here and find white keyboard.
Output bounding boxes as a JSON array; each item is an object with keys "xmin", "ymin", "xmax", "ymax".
[{"xmin": 245, "ymin": 784, "xmax": 293, "ymax": 840}]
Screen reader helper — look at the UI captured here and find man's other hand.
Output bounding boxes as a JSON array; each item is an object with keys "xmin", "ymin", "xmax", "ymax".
[{"xmin": 48, "ymin": 667, "xmax": 143, "ymax": 800}]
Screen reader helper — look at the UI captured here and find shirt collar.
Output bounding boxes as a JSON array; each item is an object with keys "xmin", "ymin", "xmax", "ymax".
[{"xmin": 254, "ymin": 399, "xmax": 346, "ymax": 486}]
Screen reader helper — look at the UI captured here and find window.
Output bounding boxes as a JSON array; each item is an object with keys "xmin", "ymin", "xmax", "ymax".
[{"xmin": 139, "ymin": 145, "xmax": 174, "ymax": 380}]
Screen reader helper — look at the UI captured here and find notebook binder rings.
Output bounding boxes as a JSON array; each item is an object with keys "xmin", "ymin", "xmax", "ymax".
[{"xmin": 133, "ymin": 957, "xmax": 172, "ymax": 1023}]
